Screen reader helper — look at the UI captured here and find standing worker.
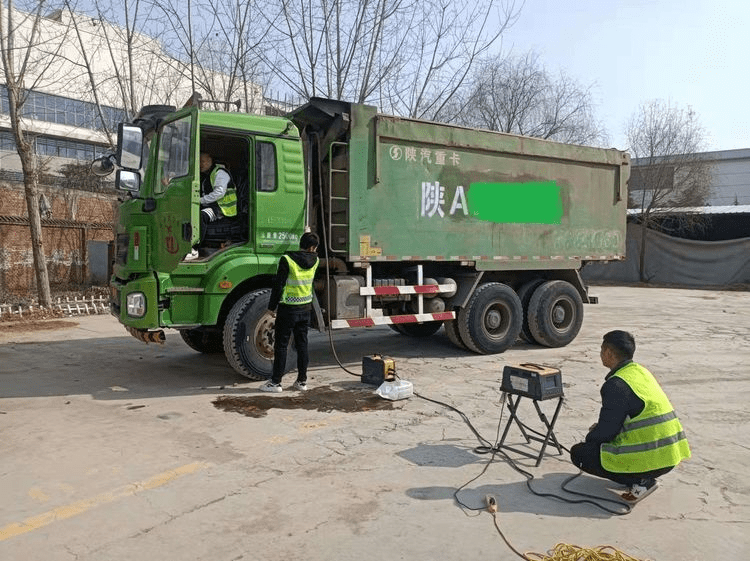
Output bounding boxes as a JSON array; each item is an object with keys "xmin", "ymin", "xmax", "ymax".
[
  {"xmin": 570, "ymin": 330, "xmax": 691, "ymax": 502},
  {"xmin": 185, "ymin": 152, "xmax": 237, "ymax": 260},
  {"xmin": 260, "ymin": 232, "xmax": 320, "ymax": 393}
]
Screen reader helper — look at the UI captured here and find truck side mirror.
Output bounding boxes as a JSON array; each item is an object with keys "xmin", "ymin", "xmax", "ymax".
[
  {"xmin": 116, "ymin": 170, "xmax": 141, "ymax": 193},
  {"xmin": 91, "ymin": 154, "xmax": 116, "ymax": 177},
  {"xmin": 117, "ymin": 124, "xmax": 144, "ymax": 171}
]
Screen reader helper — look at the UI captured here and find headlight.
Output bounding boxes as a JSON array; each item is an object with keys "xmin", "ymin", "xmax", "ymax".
[{"xmin": 126, "ymin": 292, "xmax": 146, "ymax": 318}]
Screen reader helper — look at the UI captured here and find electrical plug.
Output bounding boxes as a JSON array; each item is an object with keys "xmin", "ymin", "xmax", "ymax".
[{"xmin": 485, "ymin": 495, "xmax": 497, "ymax": 513}]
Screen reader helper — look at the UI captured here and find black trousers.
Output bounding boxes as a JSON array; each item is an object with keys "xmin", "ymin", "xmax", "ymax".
[
  {"xmin": 570, "ymin": 442, "xmax": 674, "ymax": 486},
  {"xmin": 271, "ymin": 305, "xmax": 311, "ymax": 385},
  {"xmin": 198, "ymin": 203, "xmax": 221, "ymax": 244}
]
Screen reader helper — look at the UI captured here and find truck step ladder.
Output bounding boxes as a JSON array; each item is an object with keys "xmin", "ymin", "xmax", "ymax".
[{"xmin": 328, "ymin": 142, "xmax": 349, "ymax": 253}]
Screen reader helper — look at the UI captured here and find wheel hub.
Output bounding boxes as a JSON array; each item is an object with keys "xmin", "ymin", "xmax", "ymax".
[
  {"xmin": 486, "ymin": 309, "xmax": 503, "ymax": 329},
  {"xmin": 249, "ymin": 312, "xmax": 276, "ymax": 359},
  {"xmin": 552, "ymin": 304, "xmax": 566, "ymax": 324}
]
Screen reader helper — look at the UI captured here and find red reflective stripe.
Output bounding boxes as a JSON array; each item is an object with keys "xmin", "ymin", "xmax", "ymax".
[
  {"xmin": 347, "ymin": 318, "xmax": 376, "ymax": 327},
  {"xmin": 390, "ymin": 315, "xmax": 418, "ymax": 324},
  {"xmin": 370, "ymin": 285, "xmax": 440, "ymax": 295},
  {"xmin": 431, "ymin": 312, "xmax": 455, "ymax": 321},
  {"xmin": 371, "ymin": 286, "xmax": 401, "ymax": 295},
  {"xmin": 413, "ymin": 285, "xmax": 439, "ymax": 294}
]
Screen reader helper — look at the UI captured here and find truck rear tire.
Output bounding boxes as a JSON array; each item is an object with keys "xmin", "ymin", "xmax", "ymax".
[
  {"xmin": 527, "ymin": 280, "xmax": 583, "ymax": 348},
  {"xmin": 444, "ymin": 318, "xmax": 468, "ymax": 350},
  {"xmin": 395, "ymin": 321, "xmax": 443, "ymax": 337},
  {"xmin": 223, "ymin": 289, "xmax": 296, "ymax": 380},
  {"xmin": 516, "ymin": 279, "xmax": 545, "ymax": 343},
  {"xmin": 458, "ymin": 282, "xmax": 523, "ymax": 354},
  {"xmin": 179, "ymin": 327, "xmax": 224, "ymax": 353}
]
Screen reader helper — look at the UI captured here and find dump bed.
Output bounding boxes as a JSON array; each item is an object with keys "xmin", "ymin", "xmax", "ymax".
[{"xmin": 292, "ymin": 100, "xmax": 628, "ymax": 270}]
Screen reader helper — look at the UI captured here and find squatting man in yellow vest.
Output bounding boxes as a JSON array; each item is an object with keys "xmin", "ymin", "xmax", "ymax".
[
  {"xmin": 260, "ymin": 232, "xmax": 320, "ymax": 393},
  {"xmin": 570, "ymin": 330, "xmax": 691, "ymax": 503},
  {"xmin": 185, "ymin": 152, "xmax": 237, "ymax": 260}
]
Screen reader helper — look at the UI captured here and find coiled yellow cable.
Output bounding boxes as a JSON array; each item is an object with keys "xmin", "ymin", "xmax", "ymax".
[{"xmin": 525, "ymin": 543, "xmax": 649, "ymax": 561}]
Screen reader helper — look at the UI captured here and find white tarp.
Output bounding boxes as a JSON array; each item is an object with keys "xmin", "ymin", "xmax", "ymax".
[{"xmin": 582, "ymin": 224, "xmax": 750, "ymax": 286}]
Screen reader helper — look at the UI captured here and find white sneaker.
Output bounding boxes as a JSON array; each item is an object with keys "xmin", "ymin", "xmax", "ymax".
[
  {"xmin": 621, "ymin": 479, "xmax": 658, "ymax": 504},
  {"xmin": 292, "ymin": 380, "xmax": 308, "ymax": 391},
  {"xmin": 183, "ymin": 249, "xmax": 200, "ymax": 261},
  {"xmin": 259, "ymin": 381, "xmax": 282, "ymax": 393}
]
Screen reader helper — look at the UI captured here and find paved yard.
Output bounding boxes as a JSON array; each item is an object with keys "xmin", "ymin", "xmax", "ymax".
[{"xmin": 1, "ymin": 285, "xmax": 748, "ymax": 560}]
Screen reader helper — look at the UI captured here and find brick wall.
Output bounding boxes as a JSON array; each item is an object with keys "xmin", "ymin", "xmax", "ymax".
[{"xmin": 0, "ymin": 181, "xmax": 116, "ymax": 298}]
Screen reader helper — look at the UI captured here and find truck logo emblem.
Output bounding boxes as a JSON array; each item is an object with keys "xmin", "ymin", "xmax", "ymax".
[{"xmin": 165, "ymin": 225, "xmax": 179, "ymax": 254}]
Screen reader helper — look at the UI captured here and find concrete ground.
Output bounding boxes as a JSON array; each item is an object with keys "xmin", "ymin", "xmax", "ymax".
[{"xmin": 0, "ymin": 285, "xmax": 748, "ymax": 561}]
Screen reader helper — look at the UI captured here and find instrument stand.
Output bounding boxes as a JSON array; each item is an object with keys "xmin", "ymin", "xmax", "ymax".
[{"xmin": 497, "ymin": 392, "xmax": 564, "ymax": 467}]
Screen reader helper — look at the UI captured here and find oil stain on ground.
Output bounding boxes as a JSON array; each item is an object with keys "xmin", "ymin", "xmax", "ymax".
[{"xmin": 213, "ymin": 385, "xmax": 396, "ymax": 418}]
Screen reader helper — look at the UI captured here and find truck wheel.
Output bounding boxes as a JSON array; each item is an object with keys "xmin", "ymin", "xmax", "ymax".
[
  {"xmin": 516, "ymin": 279, "xmax": 545, "ymax": 343},
  {"xmin": 396, "ymin": 321, "xmax": 443, "ymax": 337},
  {"xmin": 179, "ymin": 327, "xmax": 224, "ymax": 353},
  {"xmin": 527, "ymin": 280, "xmax": 584, "ymax": 348},
  {"xmin": 458, "ymin": 283, "xmax": 523, "ymax": 354},
  {"xmin": 223, "ymin": 289, "xmax": 296, "ymax": 380},
  {"xmin": 444, "ymin": 318, "xmax": 468, "ymax": 350},
  {"xmin": 388, "ymin": 324, "xmax": 406, "ymax": 334}
]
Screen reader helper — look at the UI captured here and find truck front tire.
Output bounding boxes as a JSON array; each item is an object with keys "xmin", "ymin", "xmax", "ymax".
[
  {"xmin": 223, "ymin": 289, "xmax": 296, "ymax": 380},
  {"xmin": 458, "ymin": 282, "xmax": 523, "ymax": 354},
  {"xmin": 527, "ymin": 280, "xmax": 583, "ymax": 348}
]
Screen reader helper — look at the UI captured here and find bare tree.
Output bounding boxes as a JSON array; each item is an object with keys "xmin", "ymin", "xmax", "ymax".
[
  {"xmin": 192, "ymin": 0, "xmax": 270, "ymax": 112},
  {"xmin": 261, "ymin": 0, "xmax": 521, "ymax": 120},
  {"xmin": 64, "ymin": 0, "xmax": 189, "ymax": 129},
  {"xmin": 148, "ymin": 0, "xmax": 199, "ymax": 95},
  {"xmin": 1, "ymin": 0, "xmax": 70, "ymax": 305},
  {"xmin": 151, "ymin": 0, "xmax": 268, "ymax": 112},
  {"xmin": 456, "ymin": 51, "xmax": 607, "ymax": 145},
  {"xmin": 626, "ymin": 99, "xmax": 713, "ymax": 281}
]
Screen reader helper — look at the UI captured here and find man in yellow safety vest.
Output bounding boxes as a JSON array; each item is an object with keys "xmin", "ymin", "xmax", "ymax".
[
  {"xmin": 260, "ymin": 232, "xmax": 320, "ymax": 393},
  {"xmin": 184, "ymin": 152, "xmax": 237, "ymax": 261},
  {"xmin": 570, "ymin": 330, "xmax": 690, "ymax": 503}
]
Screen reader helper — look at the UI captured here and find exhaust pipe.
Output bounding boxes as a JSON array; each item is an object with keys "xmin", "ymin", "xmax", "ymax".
[{"xmin": 126, "ymin": 326, "xmax": 166, "ymax": 344}]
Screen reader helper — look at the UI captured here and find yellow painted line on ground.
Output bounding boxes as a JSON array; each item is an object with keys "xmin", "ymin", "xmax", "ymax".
[{"xmin": 0, "ymin": 461, "xmax": 209, "ymax": 542}]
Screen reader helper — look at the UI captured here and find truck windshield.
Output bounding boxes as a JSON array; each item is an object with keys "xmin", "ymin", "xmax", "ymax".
[{"xmin": 155, "ymin": 115, "xmax": 192, "ymax": 194}]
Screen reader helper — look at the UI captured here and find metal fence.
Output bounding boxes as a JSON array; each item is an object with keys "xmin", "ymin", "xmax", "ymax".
[{"xmin": 0, "ymin": 295, "xmax": 110, "ymax": 319}]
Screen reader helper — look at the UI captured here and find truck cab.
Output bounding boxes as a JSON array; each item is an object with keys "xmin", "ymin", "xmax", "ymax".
[{"xmin": 107, "ymin": 104, "xmax": 307, "ymax": 376}]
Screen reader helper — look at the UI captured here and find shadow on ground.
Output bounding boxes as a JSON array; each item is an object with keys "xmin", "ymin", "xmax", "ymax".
[
  {"xmin": 407, "ymin": 470, "xmax": 630, "ymax": 519},
  {"xmin": 0, "ymin": 322, "xmax": 540, "ymax": 400}
]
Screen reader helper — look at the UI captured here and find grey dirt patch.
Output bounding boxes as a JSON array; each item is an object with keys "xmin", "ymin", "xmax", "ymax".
[{"xmin": 213, "ymin": 385, "xmax": 396, "ymax": 418}]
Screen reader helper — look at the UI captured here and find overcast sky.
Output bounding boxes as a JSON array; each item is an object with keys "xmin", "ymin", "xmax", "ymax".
[{"xmin": 499, "ymin": 0, "xmax": 750, "ymax": 152}]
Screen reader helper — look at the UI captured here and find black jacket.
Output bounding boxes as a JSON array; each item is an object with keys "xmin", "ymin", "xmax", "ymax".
[
  {"xmin": 585, "ymin": 360, "xmax": 646, "ymax": 445},
  {"xmin": 268, "ymin": 250, "xmax": 319, "ymax": 312}
]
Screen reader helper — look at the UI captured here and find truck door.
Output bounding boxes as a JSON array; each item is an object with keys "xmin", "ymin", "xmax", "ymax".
[
  {"xmin": 152, "ymin": 112, "xmax": 197, "ymax": 271},
  {"xmin": 253, "ymin": 137, "xmax": 306, "ymax": 253}
]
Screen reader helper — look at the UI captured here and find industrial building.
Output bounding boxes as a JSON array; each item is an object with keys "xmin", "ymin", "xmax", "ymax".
[{"xmin": 0, "ymin": 6, "xmax": 260, "ymax": 297}]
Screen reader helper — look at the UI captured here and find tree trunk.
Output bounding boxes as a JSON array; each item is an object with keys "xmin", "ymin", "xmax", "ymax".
[
  {"xmin": 18, "ymin": 146, "xmax": 52, "ymax": 306},
  {"xmin": 23, "ymin": 180, "xmax": 52, "ymax": 306}
]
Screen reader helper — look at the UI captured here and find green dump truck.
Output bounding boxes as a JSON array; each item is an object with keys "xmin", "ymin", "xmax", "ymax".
[{"xmin": 99, "ymin": 97, "xmax": 628, "ymax": 379}]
